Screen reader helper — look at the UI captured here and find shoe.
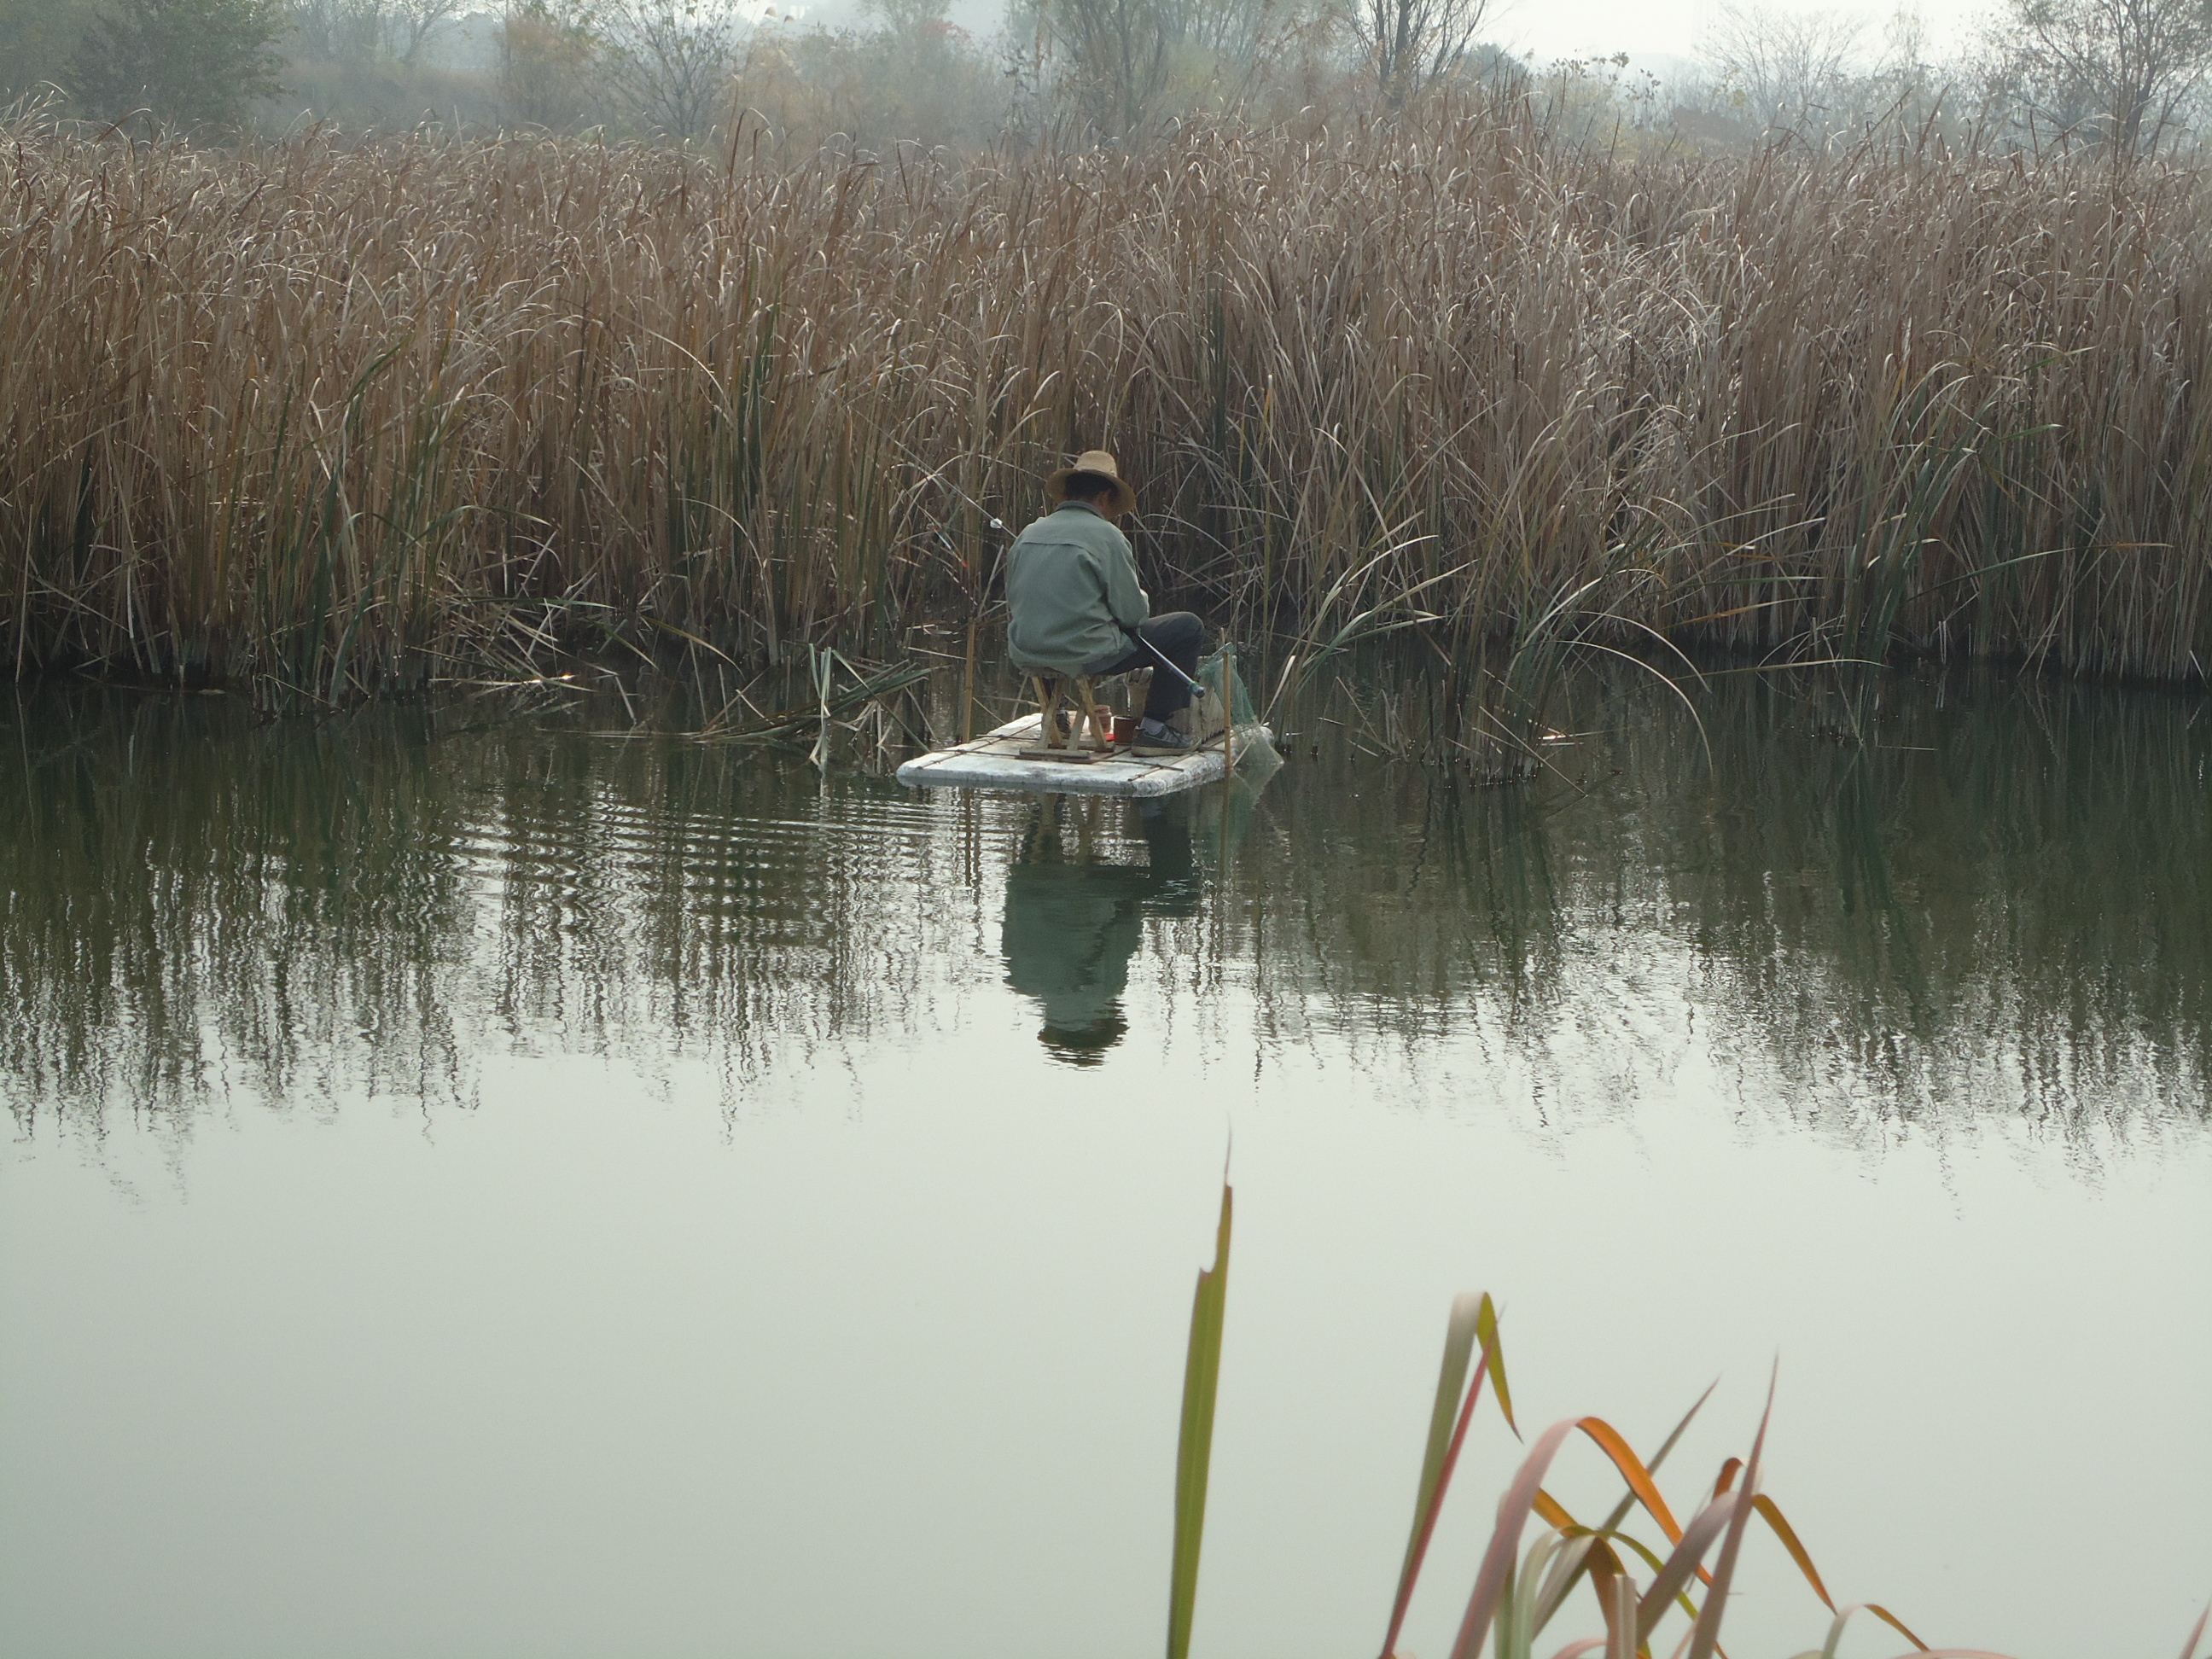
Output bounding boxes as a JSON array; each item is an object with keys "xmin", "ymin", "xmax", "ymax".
[{"xmin": 1135, "ymin": 719, "xmax": 1190, "ymax": 751}]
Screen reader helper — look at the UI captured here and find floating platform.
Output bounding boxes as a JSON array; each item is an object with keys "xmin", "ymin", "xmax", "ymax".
[{"xmin": 898, "ymin": 716, "xmax": 1275, "ymax": 797}]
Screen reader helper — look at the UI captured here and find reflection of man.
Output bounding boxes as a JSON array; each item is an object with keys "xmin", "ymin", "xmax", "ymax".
[{"xmin": 1002, "ymin": 801, "xmax": 1200, "ymax": 1064}]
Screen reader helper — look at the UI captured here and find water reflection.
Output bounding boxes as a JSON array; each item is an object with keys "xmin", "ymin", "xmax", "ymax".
[
  {"xmin": 1, "ymin": 666, "xmax": 2204, "ymax": 1146},
  {"xmin": 1004, "ymin": 799, "xmax": 1202, "ymax": 1064}
]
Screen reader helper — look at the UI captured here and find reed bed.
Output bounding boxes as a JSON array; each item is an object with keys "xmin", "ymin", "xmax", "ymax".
[{"xmin": 3, "ymin": 108, "xmax": 2209, "ymax": 701}]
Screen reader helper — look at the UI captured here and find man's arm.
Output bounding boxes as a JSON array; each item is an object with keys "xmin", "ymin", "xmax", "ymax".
[{"xmin": 1100, "ymin": 530, "xmax": 1150, "ymax": 631}]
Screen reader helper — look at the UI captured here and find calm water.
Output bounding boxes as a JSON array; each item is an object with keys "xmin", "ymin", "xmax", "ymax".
[{"xmin": 2, "ymin": 664, "xmax": 2207, "ymax": 1659}]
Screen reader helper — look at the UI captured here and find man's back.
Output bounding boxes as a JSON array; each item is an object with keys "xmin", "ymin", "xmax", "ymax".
[{"xmin": 1004, "ymin": 500, "xmax": 1150, "ymax": 673}]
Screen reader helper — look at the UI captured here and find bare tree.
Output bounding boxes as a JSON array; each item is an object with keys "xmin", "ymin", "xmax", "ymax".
[
  {"xmin": 500, "ymin": 0, "xmax": 605, "ymax": 126},
  {"xmin": 1348, "ymin": 0, "xmax": 1487, "ymax": 108},
  {"xmin": 864, "ymin": 0, "xmax": 944, "ymax": 31},
  {"xmin": 845, "ymin": 0, "xmax": 1010, "ymax": 144},
  {"xmin": 387, "ymin": 0, "xmax": 463, "ymax": 62},
  {"xmin": 1868, "ymin": 6, "xmax": 1946, "ymax": 128},
  {"xmin": 70, "ymin": 0, "xmax": 286, "ymax": 125},
  {"xmin": 1704, "ymin": 2, "xmax": 1863, "ymax": 136},
  {"xmin": 1187, "ymin": 0, "xmax": 1321, "ymax": 77},
  {"xmin": 1985, "ymin": 0, "xmax": 2212, "ymax": 148},
  {"xmin": 288, "ymin": 0, "xmax": 383, "ymax": 60},
  {"xmin": 604, "ymin": 0, "xmax": 746, "ymax": 137},
  {"xmin": 1043, "ymin": 0, "xmax": 1192, "ymax": 138},
  {"xmin": 288, "ymin": 0, "xmax": 463, "ymax": 64}
]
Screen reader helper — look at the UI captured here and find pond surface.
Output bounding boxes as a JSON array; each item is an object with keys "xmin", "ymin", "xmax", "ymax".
[{"xmin": 3, "ymin": 663, "xmax": 2208, "ymax": 1659}]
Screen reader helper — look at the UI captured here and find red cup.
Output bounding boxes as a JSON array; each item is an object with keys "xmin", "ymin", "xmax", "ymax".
[{"xmin": 1110, "ymin": 714, "xmax": 1138, "ymax": 744}]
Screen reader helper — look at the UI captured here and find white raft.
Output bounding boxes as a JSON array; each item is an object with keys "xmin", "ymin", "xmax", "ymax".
[{"xmin": 898, "ymin": 715, "xmax": 1276, "ymax": 797}]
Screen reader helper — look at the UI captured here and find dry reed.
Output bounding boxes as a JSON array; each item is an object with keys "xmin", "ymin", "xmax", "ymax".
[{"xmin": 3, "ymin": 106, "xmax": 2208, "ymax": 700}]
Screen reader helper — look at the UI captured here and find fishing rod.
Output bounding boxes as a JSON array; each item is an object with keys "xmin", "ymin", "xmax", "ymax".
[{"xmin": 1125, "ymin": 628, "xmax": 1208, "ymax": 700}]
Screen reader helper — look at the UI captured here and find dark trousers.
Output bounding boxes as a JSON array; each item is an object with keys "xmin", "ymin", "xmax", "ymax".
[{"xmin": 1087, "ymin": 612, "xmax": 1207, "ymax": 721}]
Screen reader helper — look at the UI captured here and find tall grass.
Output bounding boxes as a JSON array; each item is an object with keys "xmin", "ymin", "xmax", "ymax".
[{"xmin": 3, "ymin": 105, "xmax": 2209, "ymax": 701}]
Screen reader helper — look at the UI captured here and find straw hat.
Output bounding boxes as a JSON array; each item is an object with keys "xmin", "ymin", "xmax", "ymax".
[{"xmin": 1047, "ymin": 449, "xmax": 1138, "ymax": 517}]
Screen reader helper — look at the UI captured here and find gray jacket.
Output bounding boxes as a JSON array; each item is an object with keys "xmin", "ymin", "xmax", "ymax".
[{"xmin": 1004, "ymin": 502, "xmax": 1149, "ymax": 674}]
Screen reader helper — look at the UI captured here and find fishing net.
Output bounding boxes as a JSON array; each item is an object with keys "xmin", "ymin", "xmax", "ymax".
[
  {"xmin": 1193, "ymin": 646, "xmax": 1259, "ymax": 731},
  {"xmin": 1180, "ymin": 644, "xmax": 1280, "ymax": 771}
]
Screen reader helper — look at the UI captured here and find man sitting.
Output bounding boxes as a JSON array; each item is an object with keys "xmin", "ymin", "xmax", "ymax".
[{"xmin": 1004, "ymin": 449, "xmax": 1206, "ymax": 749}]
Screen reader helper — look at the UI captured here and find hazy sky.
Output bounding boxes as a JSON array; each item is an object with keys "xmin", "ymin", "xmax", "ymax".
[
  {"xmin": 1494, "ymin": 0, "xmax": 1984, "ymax": 64},
  {"xmin": 925, "ymin": 0, "xmax": 1995, "ymax": 74}
]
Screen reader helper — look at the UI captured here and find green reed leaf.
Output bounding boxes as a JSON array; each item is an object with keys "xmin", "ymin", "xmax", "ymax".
[
  {"xmin": 1167, "ymin": 1181, "xmax": 1232, "ymax": 1659},
  {"xmin": 1401, "ymin": 1298, "xmax": 1485, "ymax": 1572}
]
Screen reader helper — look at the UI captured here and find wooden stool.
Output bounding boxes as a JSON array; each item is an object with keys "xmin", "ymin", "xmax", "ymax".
[{"xmin": 1023, "ymin": 673, "xmax": 1109, "ymax": 759}]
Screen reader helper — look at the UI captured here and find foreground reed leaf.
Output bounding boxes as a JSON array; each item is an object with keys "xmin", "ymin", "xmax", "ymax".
[
  {"xmin": 1382, "ymin": 1293, "xmax": 1510, "ymax": 1658},
  {"xmin": 1604, "ymin": 1573, "xmax": 1638, "ymax": 1659},
  {"xmin": 1751, "ymin": 1495, "xmax": 1834, "ymax": 1610},
  {"xmin": 1528, "ymin": 1533, "xmax": 1601, "ymax": 1642},
  {"xmin": 1382, "ymin": 1296, "xmax": 1481, "ymax": 1655},
  {"xmin": 1862, "ymin": 1602, "xmax": 1935, "ymax": 1650},
  {"xmin": 1166, "ymin": 1181, "xmax": 1231, "ymax": 1659},
  {"xmin": 1570, "ymin": 1417, "xmax": 1683, "ymax": 1545},
  {"xmin": 1709, "ymin": 1464, "xmax": 1839, "ymax": 1613},
  {"xmin": 1543, "ymin": 1384, "xmax": 1716, "ymax": 1618},
  {"xmin": 1525, "ymin": 1493, "xmax": 1667, "ymax": 1632},
  {"xmin": 1447, "ymin": 1418, "xmax": 1583, "ymax": 1659},
  {"xmin": 1359, "ymin": 1310, "xmax": 2014, "ymax": 1659},
  {"xmin": 1411, "ymin": 1297, "xmax": 1485, "ymax": 1545},
  {"xmin": 1633, "ymin": 1495, "xmax": 1743, "ymax": 1644},
  {"xmin": 1476, "ymin": 1295, "xmax": 1516, "ymax": 1434},
  {"xmin": 1802, "ymin": 1600, "xmax": 1962, "ymax": 1659},
  {"xmin": 1683, "ymin": 1369, "xmax": 1774, "ymax": 1659}
]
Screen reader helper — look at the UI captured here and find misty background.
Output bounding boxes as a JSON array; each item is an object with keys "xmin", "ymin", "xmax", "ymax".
[{"xmin": 5, "ymin": 0, "xmax": 2212, "ymax": 158}]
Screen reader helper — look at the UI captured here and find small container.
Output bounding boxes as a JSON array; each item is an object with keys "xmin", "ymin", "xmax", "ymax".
[{"xmin": 1110, "ymin": 714, "xmax": 1138, "ymax": 744}]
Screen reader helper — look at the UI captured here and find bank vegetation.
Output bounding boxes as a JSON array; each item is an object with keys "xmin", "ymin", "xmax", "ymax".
[{"xmin": 3, "ymin": 105, "xmax": 2209, "ymax": 701}]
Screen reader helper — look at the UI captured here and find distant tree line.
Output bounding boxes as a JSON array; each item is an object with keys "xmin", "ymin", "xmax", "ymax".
[{"xmin": 5, "ymin": 0, "xmax": 2212, "ymax": 152}]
